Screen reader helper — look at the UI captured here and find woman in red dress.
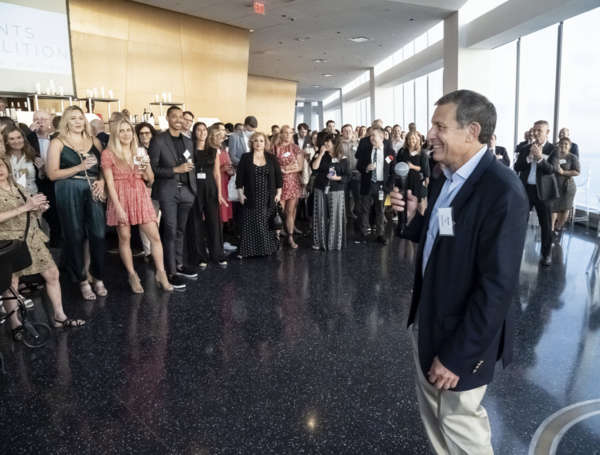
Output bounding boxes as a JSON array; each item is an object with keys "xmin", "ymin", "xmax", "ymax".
[
  {"xmin": 273, "ymin": 125, "xmax": 304, "ymax": 248},
  {"xmin": 102, "ymin": 118, "xmax": 172, "ymax": 293}
]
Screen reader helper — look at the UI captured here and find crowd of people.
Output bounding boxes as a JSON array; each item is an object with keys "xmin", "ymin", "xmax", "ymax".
[{"xmin": 0, "ymin": 97, "xmax": 581, "ymax": 341}]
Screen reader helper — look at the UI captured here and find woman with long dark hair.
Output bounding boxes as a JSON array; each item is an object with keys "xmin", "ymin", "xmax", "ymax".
[
  {"xmin": 2, "ymin": 126, "xmax": 45, "ymax": 194},
  {"xmin": 311, "ymin": 133, "xmax": 349, "ymax": 250},
  {"xmin": 186, "ymin": 122, "xmax": 228, "ymax": 268}
]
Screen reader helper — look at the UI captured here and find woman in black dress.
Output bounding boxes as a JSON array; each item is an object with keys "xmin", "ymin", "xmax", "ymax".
[
  {"xmin": 236, "ymin": 132, "xmax": 283, "ymax": 259},
  {"xmin": 396, "ymin": 131, "xmax": 430, "ymax": 215},
  {"xmin": 186, "ymin": 122, "xmax": 229, "ymax": 268},
  {"xmin": 552, "ymin": 137, "xmax": 580, "ymax": 235}
]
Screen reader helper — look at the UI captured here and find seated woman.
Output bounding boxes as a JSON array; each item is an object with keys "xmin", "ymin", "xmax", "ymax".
[
  {"xmin": 310, "ymin": 133, "xmax": 350, "ymax": 250},
  {"xmin": 236, "ymin": 132, "xmax": 283, "ymax": 259},
  {"xmin": 0, "ymin": 155, "xmax": 84, "ymax": 340},
  {"xmin": 102, "ymin": 117, "xmax": 173, "ymax": 293}
]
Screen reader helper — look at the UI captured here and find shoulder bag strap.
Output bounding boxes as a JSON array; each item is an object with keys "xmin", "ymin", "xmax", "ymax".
[{"xmin": 16, "ymin": 187, "xmax": 31, "ymax": 239}]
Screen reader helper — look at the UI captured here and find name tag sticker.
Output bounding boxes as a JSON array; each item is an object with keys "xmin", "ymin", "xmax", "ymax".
[
  {"xmin": 438, "ymin": 208, "xmax": 454, "ymax": 236},
  {"xmin": 379, "ymin": 190, "xmax": 384, "ymax": 201},
  {"xmin": 197, "ymin": 173, "xmax": 206, "ymax": 179},
  {"xmin": 217, "ymin": 149, "xmax": 221, "ymax": 154},
  {"xmin": 183, "ymin": 150, "xmax": 191, "ymax": 159},
  {"xmin": 284, "ymin": 152, "xmax": 291, "ymax": 157},
  {"xmin": 331, "ymin": 158, "xmax": 338, "ymax": 163},
  {"xmin": 559, "ymin": 159, "xmax": 566, "ymax": 164},
  {"xmin": 352, "ymin": 146, "xmax": 358, "ymax": 151},
  {"xmin": 385, "ymin": 156, "xmax": 392, "ymax": 164}
]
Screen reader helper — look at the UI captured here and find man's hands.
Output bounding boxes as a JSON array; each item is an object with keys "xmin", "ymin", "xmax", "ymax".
[
  {"xmin": 390, "ymin": 188, "xmax": 418, "ymax": 223},
  {"xmin": 174, "ymin": 162, "xmax": 194, "ymax": 173},
  {"xmin": 428, "ymin": 356, "xmax": 460, "ymax": 390},
  {"xmin": 530, "ymin": 143, "xmax": 543, "ymax": 161},
  {"xmin": 367, "ymin": 163, "xmax": 375, "ymax": 172}
]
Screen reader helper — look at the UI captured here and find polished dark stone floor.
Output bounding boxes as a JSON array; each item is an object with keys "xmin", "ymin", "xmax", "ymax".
[{"xmin": 1, "ymin": 220, "xmax": 600, "ymax": 454}]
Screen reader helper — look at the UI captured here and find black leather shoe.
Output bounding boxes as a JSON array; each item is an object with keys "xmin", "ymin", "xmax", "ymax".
[
  {"xmin": 377, "ymin": 235, "xmax": 388, "ymax": 245},
  {"xmin": 355, "ymin": 233, "xmax": 368, "ymax": 244},
  {"xmin": 169, "ymin": 275, "xmax": 186, "ymax": 289},
  {"xmin": 541, "ymin": 256, "xmax": 552, "ymax": 266},
  {"xmin": 176, "ymin": 266, "xmax": 198, "ymax": 278}
]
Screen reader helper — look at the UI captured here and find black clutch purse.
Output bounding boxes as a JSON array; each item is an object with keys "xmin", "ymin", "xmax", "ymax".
[
  {"xmin": 11, "ymin": 188, "xmax": 33, "ymax": 273},
  {"xmin": 269, "ymin": 202, "xmax": 286, "ymax": 231}
]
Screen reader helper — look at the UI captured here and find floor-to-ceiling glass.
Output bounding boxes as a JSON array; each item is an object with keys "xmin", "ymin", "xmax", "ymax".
[{"xmin": 491, "ymin": 40, "xmax": 517, "ymax": 156}]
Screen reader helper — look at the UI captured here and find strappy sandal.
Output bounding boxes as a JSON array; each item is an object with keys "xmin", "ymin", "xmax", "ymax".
[
  {"xmin": 80, "ymin": 282, "xmax": 96, "ymax": 300},
  {"xmin": 92, "ymin": 280, "xmax": 108, "ymax": 297},
  {"xmin": 288, "ymin": 237, "xmax": 298, "ymax": 249},
  {"xmin": 12, "ymin": 325, "xmax": 24, "ymax": 341},
  {"xmin": 312, "ymin": 245, "xmax": 320, "ymax": 250},
  {"xmin": 18, "ymin": 283, "xmax": 31, "ymax": 295},
  {"xmin": 54, "ymin": 318, "xmax": 86, "ymax": 328}
]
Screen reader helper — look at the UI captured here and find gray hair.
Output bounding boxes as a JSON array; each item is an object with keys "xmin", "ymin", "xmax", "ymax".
[
  {"xmin": 435, "ymin": 90, "xmax": 496, "ymax": 144},
  {"xmin": 90, "ymin": 118, "xmax": 104, "ymax": 135}
]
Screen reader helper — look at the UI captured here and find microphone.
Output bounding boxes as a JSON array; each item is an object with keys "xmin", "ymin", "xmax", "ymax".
[{"xmin": 395, "ymin": 162, "xmax": 410, "ymax": 233}]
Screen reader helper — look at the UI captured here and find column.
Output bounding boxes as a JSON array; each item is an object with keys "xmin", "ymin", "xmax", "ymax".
[
  {"xmin": 370, "ymin": 67, "xmax": 394, "ymax": 125},
  {"xmin": 317, "ymin": 101, "xmax": 324, "ymax": 131},
  {"xmin": 303, "ymin": 102, "xmax": 313, "ymax": 129}
]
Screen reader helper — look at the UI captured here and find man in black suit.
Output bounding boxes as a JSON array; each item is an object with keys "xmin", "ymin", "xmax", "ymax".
[
  {"xmin": 558, "ymin": 127, "xmax": 579, "ymax": 157},
  {"xmin": 391, "ymin": 90, "xmax": 529, "ymax": 454},
  {"xmin": 514, "ymin": 120, "xmax": 559, "ymax": 266},
  {"xmin": 513, "ymin": 128, "xmax": 533, "ymax": 165},
  {"xmin": 487, "ymin": 134, "xmax": 510, "ymax": 166},
  {"xmin": 293, "ymin": 123, "xmax": 309, "ymax": 149},
  {"xmin": 149, "ymin": 106, "xmax": 198, "ymax": 289},
  {"xmin": 355, "ymin": 127, "xmax": 394, "ymax": 245}
]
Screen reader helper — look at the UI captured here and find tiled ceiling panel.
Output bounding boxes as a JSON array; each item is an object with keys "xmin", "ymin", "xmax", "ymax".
[{"xmin": 132, "ymin": 0, "xmax": 468, "ymax": 100}]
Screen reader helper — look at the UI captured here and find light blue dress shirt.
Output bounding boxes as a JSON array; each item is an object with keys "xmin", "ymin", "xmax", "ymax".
[{"xmin": 421, "ymin": 145, "xmax": 487, "ymax": 276}]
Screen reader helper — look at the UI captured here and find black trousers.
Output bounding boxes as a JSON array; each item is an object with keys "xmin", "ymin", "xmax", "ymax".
[
  {"xmin": 526, "ymin": 184, "xmax": 553, "ymax": 257},
  {"xmin": 186, "ymin": 179, "xmax": 224, "ymax": 264},
  {"xmin": 38, "ymin": 178, "xmax": 62, "ymax": 248},
  {"xmin": 360, "ymin": 181, "xmax": 385, "ymax": 236},
  {"xmin": 345, "ymin": 179, "xmax": 361, "ymax": 218},
  {"xmin": 159, "ymin": 186, "xmax": 195, "ymax": 276}
]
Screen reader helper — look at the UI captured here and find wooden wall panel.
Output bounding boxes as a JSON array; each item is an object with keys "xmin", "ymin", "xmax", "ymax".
[
  {"xmin": 67, "ymin": 0, "xmax": 295, "ymax": 128},
  {"xmin": 246, "ymin": 75, "xmax": 297, "ymax": 132}
]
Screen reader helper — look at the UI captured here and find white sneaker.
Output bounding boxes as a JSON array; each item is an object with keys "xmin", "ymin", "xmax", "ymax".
[{"xmin": 223, "ymin": 242, "xmax": 237, "ymax": 251}]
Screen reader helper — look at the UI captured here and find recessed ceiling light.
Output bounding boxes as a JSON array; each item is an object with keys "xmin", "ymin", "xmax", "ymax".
[
  {"xmin": 349, "ymin": 36, "xmax": 372, "ymax": 43},
  {"xmin": 323, "ymin": 74, "xmax": 333, "ymax": 77},
  {"xmin": 312, "ymin": 59, "xmax": 327, "ymax": 63},
  {"xmin": 313, "ymin": 85, "xmax": 320, "ymax": 88},
  {"xmin": 294, "ymin": 38, "xmax": 305, "ymax": 42}
]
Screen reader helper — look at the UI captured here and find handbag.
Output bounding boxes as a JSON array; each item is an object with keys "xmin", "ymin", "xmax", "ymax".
[
  {"xmin": 227, "ymin": 173, "xmax": 239, "ymax": 201},
  {"xmin": 63, "ymin": 138, "xmax": 107, "ymax": 204},
  {"xmin": 11, "ymin": 187, "xmax": 33, "ymax": 273},
  {"xmin": 268, "ymin": 202, "xmax": 286, "ymax": 231},
  {"xmin": 301, "ymin": 158, "xmax": 311, "ymax": 185},
  {"xmin": 306, "ymin": 173, "xmax": 317, "ymax": 193}
]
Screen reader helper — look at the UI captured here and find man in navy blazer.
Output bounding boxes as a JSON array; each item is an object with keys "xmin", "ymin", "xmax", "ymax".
[{"xmin": 391, "ymin": 90, "xmax": 529, "ymax": 454}]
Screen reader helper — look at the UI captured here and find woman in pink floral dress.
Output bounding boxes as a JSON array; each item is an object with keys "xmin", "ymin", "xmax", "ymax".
[
  {"xmin": 102, "ymin": 118, "xmax": 172, "ymax": 293},
  {"xmin": 273, "ymin": 125, "xmax": 304, "ymax": 248}
]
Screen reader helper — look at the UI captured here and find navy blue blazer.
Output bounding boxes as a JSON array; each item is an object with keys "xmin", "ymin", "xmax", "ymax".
[{"xmin": 399, "ymin": 150, "xmax": 529, "ymax": 392}]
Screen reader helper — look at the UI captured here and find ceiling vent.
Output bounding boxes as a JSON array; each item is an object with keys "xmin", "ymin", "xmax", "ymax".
[{"xmin": 349, "ymin": 36, "xmax": 373, "ymax": 43}]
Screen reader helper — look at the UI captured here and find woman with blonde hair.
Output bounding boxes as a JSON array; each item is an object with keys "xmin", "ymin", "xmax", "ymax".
[
  {"xmin": 272, "ymin": 125, "xmax": 304, "ymax": 248},
  {"xmin": 236, "ymin": 132, "xmax": 283, "ymax": 259},
  {"xmin": 102, "ymin": 117, "xmax": 172, "ymax": 293},
  {"xmin": 47, "ymin": 105, "xmax": 107, "ymax": 300},
  {"xmin": 0, "ymin": 155, "xmax": 85, "ymax": 337},
  {"xmin": 395, "ymin": 130, "xmax": 430, "ymax": 214}
]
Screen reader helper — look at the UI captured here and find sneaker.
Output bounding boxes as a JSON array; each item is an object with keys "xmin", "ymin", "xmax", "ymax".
[
  {"xmin": 355, "ymin": 233, "xmax": 368, "ymax": 244},
  {"xmin": 218, "ymin": 261, "xmax": 228, "ymax": 267},
  {"xmin": 199, "ymin": 262, "xmax": 207, "ymax": 269},
  {"xmin": 176, "ymin": 266, "xmax": 198, "ymax": 278},
  {"xmin": 377, "ymin": 235, "xmax": 388, "ymax": 245},
  {"xmin": 169, "ymin": 275, "xmax": 186, "ymax": 289},
  {"xmin": 223, "ymin": 242, "xmax": 237, "ymax": 251}
]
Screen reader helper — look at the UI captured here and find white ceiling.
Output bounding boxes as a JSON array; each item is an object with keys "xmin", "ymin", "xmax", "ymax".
[{"xmin": 133, "ymin": 0, "xmax": 468, "ymax": 101}]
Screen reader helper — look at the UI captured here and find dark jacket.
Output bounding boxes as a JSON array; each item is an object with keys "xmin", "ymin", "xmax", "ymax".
[
  {"xmin": 355, "ymin": 138, "xmax": 395, "ymax": 195},
  {"xmin": 491, "ymin": 146, "xmax": 510, "ymax": 167},
  {"xmin": 311, "ymin": 152, "xmax": 350, "ymax": 192},
  {"xmin": 400, "ymin": 151, "xmax": 529, "ymax": 392},
  {"xmin": 236, "ymin": 152, "xmax": 283, "ymax": 209},
  {"xmin": 148, "ymin": 131, "xmax": 197, "ymax": 201},
  {"xmin": 514, "ymin": 142, "xmax": 559, "ymax": 200}
]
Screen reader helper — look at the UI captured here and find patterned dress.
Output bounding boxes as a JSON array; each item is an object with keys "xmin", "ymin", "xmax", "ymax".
[
  {"xmin": 0, "ymin": 183, "xmax": 55, "ymax": 277},
  {"xmin": 552, "ymin": 153, "xmax": 580, "ymax": 213},
  {"xmin": 275, "ymin": 143, "xmax": 303, "ymax": 201},
  {"xmin": 218, "ymin": 147, "xmax": 233, "ymax": 222},
  {"xmin": 102, "ymin": 149, "xmax": 157, "ymax": 226},
  {"xmin": 239, "ymin": 164, "xmax": 280, "ymax": 258}
]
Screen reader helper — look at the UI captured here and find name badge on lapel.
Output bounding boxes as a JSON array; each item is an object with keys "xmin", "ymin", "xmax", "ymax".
[
  {"xmin": 438, "ymin": 207, "xmax": 454, "ymax": 236},
  {"xmin": 559, "ymin": 159, "xmax": 566, "ymax": 164},
  {"xmin": 284, "ymin": 152, "xmax": 291, "ymax": 157},
  {"xmin": 385, "ymin": 156, "xmax": 392, "ymax": 164},
  {"xmin": 183, "ymin": 150, "xmax": 191, "ymax": 159}
]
